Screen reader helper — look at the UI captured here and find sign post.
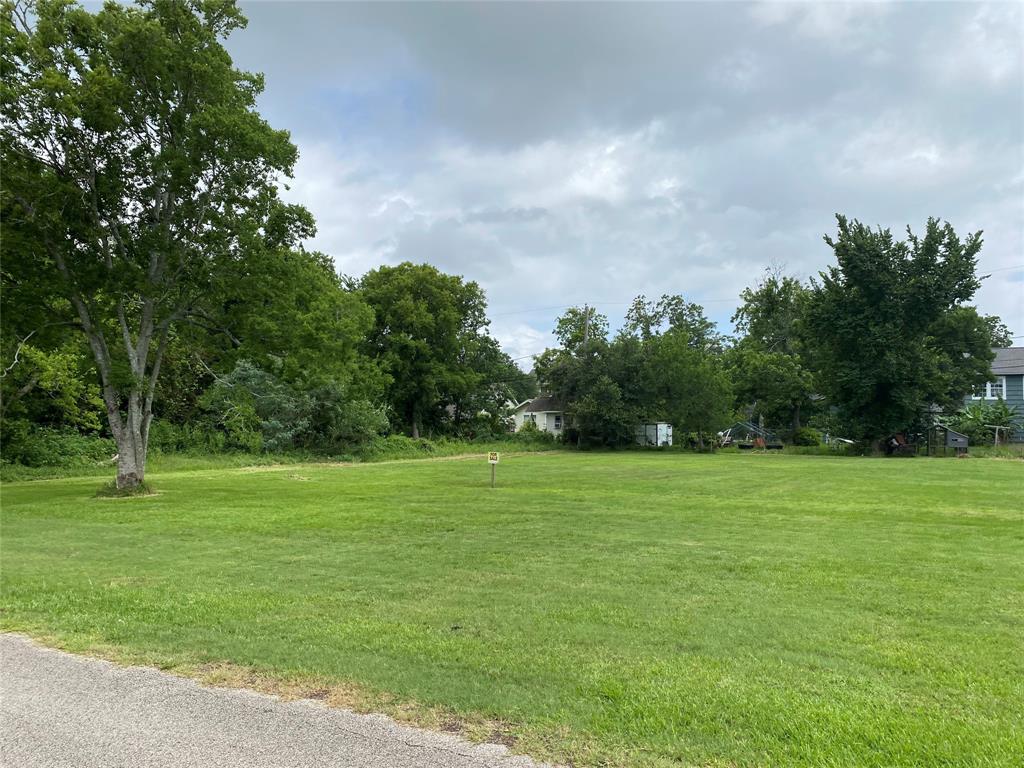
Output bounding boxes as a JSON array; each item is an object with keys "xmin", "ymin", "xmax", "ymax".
[{"xmin": 487, "ymin": 451, "xmax": 499, "ymax": 488}]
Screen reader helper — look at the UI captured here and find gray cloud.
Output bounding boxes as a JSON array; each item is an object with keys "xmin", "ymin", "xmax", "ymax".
[{"xmin": 230, "ymin": 1, "xmax": 1024, "ymax": 357}]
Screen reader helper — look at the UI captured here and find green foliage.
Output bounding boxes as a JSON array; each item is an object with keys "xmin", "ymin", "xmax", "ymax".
[
  {"xmin": 625, "ymin": 294, "xmax": 726, "ymax": 351},
  {"xmin": 643, "ymin": 329, "xmax": 733, "ymax": 444},
  {"xmin": 554, "ymin": 305, "xmax": 609, "ymax": 353},
  {"xmin": 147, "ymin": 420, "xmax": 226, "ymax": 455},
  {"xmin": 0, "ymin": 340, "xmax": 104, "ymax": 429},
  {"xmin": 726, "ymin": 344, "xmax": 814, "ymax": 433},
  {"xmin": 806, "ymin": 215, "xmax": 997, "ymax": 442},
  {"xmin": 359, "ymin": 262, "xmax": 501, "ymax": 437},
  {"xmin": 732, "ymin": 269, "xmax": 809, "ymax": 353},
  {"xmin": 509, "ymin": 422, "xmax": 557, "ymax": 446},
  {"xmin": 1, "ymin": 423, "xmax": 114, "ymax": 467},
  {"xmin": 570, "ymin": 375, "xmax": 634, "ymax": 446},
  {"xmin": 947, "ymin": 400, "xmax": 1021, "ymax": 445},
  {"xmin": 791, "ymin": 427, "xmax": 822, "ymax": 446},
  {"xmin": 1, "ymin": 0, "xmax": 310, "ymax": 487},
  {"xmin": 308, "ymin": 390, "xmax": 389, "ymax": 447},
  {"xmin": 539, "ymin": 298, "xmax": 732, "ymax": 447},
  {"xmin": 728, "ymin": 268, "xmax": 816, "ymax": 433},
  {"xmin": 198, "ymin": 359, "xmax": 390, "ymax": 453},
  {"xmin": 207, "ymin": 249, "xmax": 377, "ymax": 394}
]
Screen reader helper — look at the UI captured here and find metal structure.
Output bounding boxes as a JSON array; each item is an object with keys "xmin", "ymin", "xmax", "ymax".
[
  {"xmin": 719, "ymin": 421, "xmax": 783, "ymax": 450},
  {"xmin": 924, "ymin": 425, "xmax": 969, "ymax": 457}
]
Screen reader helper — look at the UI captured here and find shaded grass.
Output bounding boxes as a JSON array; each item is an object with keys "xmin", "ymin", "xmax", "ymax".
[{"xmin": 2, "ymin": 453, "xmax": 1022, "ymax": 766}]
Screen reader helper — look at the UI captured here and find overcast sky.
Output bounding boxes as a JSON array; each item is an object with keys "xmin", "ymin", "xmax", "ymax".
[{"xmin": 227, "ymin": 1, "xmax": 1024, "ymax": 362}]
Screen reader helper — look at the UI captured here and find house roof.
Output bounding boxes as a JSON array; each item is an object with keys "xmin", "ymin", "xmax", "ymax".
[
  {"xmin": 514, "ymin": 395, "xmax": 564, "ymax": 413},
  {"xmin": 992, "ymin": 347, "xmax": 1024, "ymax": 375}
]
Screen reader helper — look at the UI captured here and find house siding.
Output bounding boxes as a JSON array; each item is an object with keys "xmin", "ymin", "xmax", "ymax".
[
  {"xmin": 1007, "ymin": 374, "xmax": 1024, "ymax": 441},
  {"xmin": 964, "ymin": 372, "xmax": 1024, "ymax": 442},
  {"xmin": 512, "ymin": 406, "xmax": 564, "ymax": 435}
]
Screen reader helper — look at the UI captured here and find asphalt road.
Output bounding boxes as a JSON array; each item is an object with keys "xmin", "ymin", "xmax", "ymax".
[{"xmin": 0, "ymin": 634, "xmax": 550, "ymax": 768}]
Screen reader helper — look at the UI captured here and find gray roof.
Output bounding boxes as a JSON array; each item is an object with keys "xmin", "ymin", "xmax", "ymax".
[
  {"xmin": 992, "ymin": 347, "xmax": 1024, "ymax": 375},
  {"xmin": 514, "ymin": 395, "xmax": 564, "ymax": 413}
]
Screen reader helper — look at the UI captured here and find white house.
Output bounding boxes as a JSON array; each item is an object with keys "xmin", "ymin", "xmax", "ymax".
[{"xmin": 511, "ymin": 395, "xmax": 565, "ymax": 435}]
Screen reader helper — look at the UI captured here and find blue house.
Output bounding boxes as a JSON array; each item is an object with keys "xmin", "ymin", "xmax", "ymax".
[{"xmin": 966, "ymin": 347, "xmax": 1024, "ymax": 441}]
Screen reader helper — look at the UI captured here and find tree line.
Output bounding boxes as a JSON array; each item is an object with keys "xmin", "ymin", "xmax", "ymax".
[
  {"xmin": 0, "ymin": 1, "xmax": 1011, "ymax": 487},
  {"xmin": 538, "ymin": 215, "xmax": 1010, "ymax": 449}
]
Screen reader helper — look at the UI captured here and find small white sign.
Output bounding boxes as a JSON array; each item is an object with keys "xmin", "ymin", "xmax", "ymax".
[{"xmin": 487, "ymin": 451, "xmax": 499, "ymax": 464}]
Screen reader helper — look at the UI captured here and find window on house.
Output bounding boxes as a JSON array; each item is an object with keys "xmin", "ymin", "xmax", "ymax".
[
  {"xmin": 523, "ymin": 413, "xmax": 536, "ymax": 423},
  {"xmin": 554, "ymin": 414, "xmax": 562, "ymax": 429},
  {"xmin": 972, "ymin": 377, "xmax": 1006, "ymax": 400}
]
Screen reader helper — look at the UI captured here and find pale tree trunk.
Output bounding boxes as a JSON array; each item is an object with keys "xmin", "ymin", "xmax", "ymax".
[
  {"xmin": 114, "ymin": 389, "xmax": 149, "ymax": 488},
  {"xmin": 61, "ymin": 276, "xmax": 171, "ymax": 490}
]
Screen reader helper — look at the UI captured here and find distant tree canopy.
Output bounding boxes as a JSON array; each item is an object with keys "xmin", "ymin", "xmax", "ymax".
[
  {"xmin": 536, "ymin": 298, "xmax": 732, "ymax": 447},
  {"xmin": 358, "ymin": 262, "xmax": 522, "ymax": 438},
  {"xmin": 726, "ymin": 269, "xmax": 815, "ymax": 432}
]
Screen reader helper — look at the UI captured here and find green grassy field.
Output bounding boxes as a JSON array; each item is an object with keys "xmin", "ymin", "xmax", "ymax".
[{"xmin": 2, "ymin": 452, "xmax": 1022, "ymax": 767}]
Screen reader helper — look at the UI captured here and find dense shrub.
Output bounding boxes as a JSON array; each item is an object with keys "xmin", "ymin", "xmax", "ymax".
[
  {"xmin": 148, "ymin": 421, "xmax": 227, "ymax": 454},
  {"xmin": 1, "ymin": 422, "xmax": 115, "ymax": 467},
  {"xmin": 946, "ymin": 400, "xmax": 1020, "ymax": 446},
  {"xmin": 307, "ymin": 394, "xmax": 389, "ymax": 448},
  {"xmin": 791, "ymin": 427, "xmax": 822, "ymax": 446},
  {"xmin": 196, "ymin": 361, "xmax": 388, "ymax": 453},
  {"xmin": 358, "ymin": 434, "xmax": 437, "ymax": 461},
  {"xmin": 510, "ymin": 422, "xmax": 558, "ymax": 446}
]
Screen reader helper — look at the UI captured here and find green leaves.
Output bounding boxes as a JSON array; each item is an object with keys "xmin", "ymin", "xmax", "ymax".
[
  {"xmin": 1, "ymin": 0, "xmax": 315, "ymax": 484},
  {"xmin": 358, "ymin": 262, "xmax": 495, "ymax": 436},
  {"xmin": 808, "ymin": 215, "xmax": 994, "ymax": 442}
]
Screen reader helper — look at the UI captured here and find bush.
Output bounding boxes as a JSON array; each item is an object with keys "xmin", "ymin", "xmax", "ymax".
[
  {"xmin": 358, "ymin": 434, "xmax": 437, "ymax": 461},
  {"xmin": 1, "ymin": 423, "xmax": 115, "ymax": 467},
  {"xmin": 148, "ymin": 420, "xmax": 226, "ymax": 454},
  {"xmin": 946, "ymin": 400, "xmax": 1020, "ymax": 446},
  {"xmin": 511, "ymin": 422, "xmax": 557, "ymax": 446},
  {"xmin": 791, "ymin": 427, "xmax": 822, "ymax": 446},
  {"xmin": 307, "ymin": 396, "xmax": 388, "ymax": 448}
]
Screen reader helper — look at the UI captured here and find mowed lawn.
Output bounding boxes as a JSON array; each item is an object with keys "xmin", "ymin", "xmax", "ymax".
[{"xmin": 2, "ymin": 453, "xmax": 1022, "ymax": 767}]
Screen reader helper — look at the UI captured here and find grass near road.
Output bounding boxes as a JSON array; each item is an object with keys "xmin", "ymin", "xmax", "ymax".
[{"xmin": 2, "ymin": 452, "xmax": 1022, "ymax": 767}]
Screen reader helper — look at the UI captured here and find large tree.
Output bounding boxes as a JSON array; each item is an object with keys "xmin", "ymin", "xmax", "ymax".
[
  {"xmin": 1, "ymin": 0, "xmax": 309, "ymax": 487},
  {"xmin": 358, "ymin": 262, "xmax": 491, "ymax": 438},
  {"xmin": 729, "ymin": 269, "xmax": 815, "ymax": 433},
  {"xmin": 643, "ymin": 329, "xmax": 732, "ymax": 449},
  {"xmin": 806, "ymin": 215, "xmax": 1000, "ymax": 443}
]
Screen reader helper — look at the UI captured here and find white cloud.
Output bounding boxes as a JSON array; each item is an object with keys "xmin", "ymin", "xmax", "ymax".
[
  {"xmin": 750, "ymin": 1, "xmax": 892, "ymax": 51},
  {"xmin": 943, "ymin": 4, "xmax": 1023, "ymax": 84},
  {"xmin": 242, "ymin": 2, "xmax": 1022, "ymax": 344},
  {"xmin": 829, "ymin": 114, "xmax": 978, "ymax": 184}
]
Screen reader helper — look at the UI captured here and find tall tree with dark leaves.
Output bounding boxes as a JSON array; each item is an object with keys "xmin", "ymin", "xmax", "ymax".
[
  {"xmin": 806, "ymin": 215, "xmax": 1001, "ymax": 443},
  {"xmin": 1, "ymin": 0, "xmax": 311, "ymax": 487}
]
